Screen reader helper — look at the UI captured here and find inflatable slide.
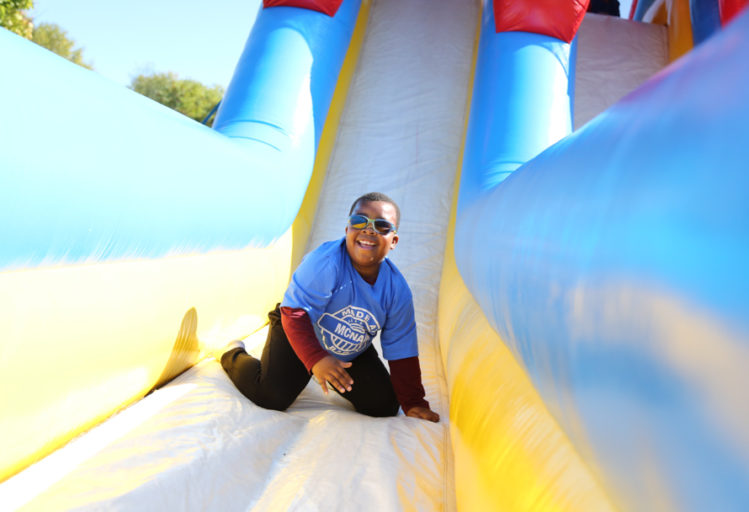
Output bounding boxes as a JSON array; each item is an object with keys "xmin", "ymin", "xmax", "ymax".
[{"xmin": 1, "ymin": 0, "xmax": 748, "ymax": 510}]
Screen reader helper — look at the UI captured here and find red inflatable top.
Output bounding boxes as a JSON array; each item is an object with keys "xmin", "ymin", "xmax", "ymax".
[
  {"xmin": 493, "ymin": 0, "xmax": 590, "ymax": 43},
  {"xmin": 719, "ymin": 0, "xmax": 749, "ymax": 25},
  {"xmin": 263, "ymin": 0, "xmax": 343, "ymax": 17}
]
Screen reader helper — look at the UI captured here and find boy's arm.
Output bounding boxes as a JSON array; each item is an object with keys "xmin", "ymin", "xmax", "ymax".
[
  {"xmin": 280, "ymin": 307, "xmax": 354, "ymax": 394},
  {"xmin": 279, "ymin": 307, "xmax": 329, "ymax": 371},
  {"xmin": 388, "ymin": 357, "xmax": 440, "ymax": 422}
]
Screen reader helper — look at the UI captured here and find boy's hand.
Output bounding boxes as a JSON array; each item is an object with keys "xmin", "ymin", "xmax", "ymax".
[
  {"xmin": 312, "ymin": 355, "xmax": 353, "ymax": 395},
  {"xmin": 406, "ymin": 406, "xmax": 440, "ymax": 423}
]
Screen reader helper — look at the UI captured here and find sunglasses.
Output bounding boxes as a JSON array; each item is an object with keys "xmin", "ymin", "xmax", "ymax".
[{"xmin": 348, "ymin": 214, "xmax": 397, "ymax": 235}]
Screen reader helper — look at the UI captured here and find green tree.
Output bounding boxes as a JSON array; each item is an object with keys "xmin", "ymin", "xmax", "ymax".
[
  {"xmin": 130, "ymin": 72, "xmax": 223, "ymax": 126},
  {"xmin": 0, "ymin": 0, "xmax": 33, "ymax": 38},
  {"xmin": 31, "ymin": 22, "xmax": 92, "ymax": 69}
]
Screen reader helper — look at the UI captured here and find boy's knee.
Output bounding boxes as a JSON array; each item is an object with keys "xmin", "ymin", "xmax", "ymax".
[
  {"xmin": 220, "ymin": 347, "xmax": 246, "ymax": 373},
  {"xmin": 356, "ymin": 396, "xmax": 399, "ymax": 418},
  {"xmin": 251, "ymin": 388, "xmax": 296, "ymax": 412}
]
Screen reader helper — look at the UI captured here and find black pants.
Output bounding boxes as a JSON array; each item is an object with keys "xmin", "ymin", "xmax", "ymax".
[{"xmin": 221, "ymin": 305, "xmax": 399, "ymax": 417}]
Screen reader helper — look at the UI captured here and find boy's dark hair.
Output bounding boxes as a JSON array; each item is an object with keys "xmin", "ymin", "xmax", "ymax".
[{"xmin": 349, "ymin": 192, "xmax": 401, "ymax": 229}]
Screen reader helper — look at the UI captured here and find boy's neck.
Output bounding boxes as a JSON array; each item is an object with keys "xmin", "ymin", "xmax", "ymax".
[{"xmin": 355, "ymin": 265, "xmax": 379, "ymax": 285}]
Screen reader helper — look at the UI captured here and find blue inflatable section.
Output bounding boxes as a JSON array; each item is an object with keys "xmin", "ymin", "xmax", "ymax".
[
  {"xmin": 0, "ymin": 1, "xmax": 360, "ymax": 271},
  {"xmin": 456, "ymin": 6, "xmax": 749, "ymax": 510},
  {"xmin": 690, "ymin": 0, "xmax": 723, "ymax": 45},
  {"xmin": 215, "ymin": 1, "xmax": 360, "ymax": 149},
  {"xmin": 456, "ymin": 0, "xmax": 575, "ymax": 214}
]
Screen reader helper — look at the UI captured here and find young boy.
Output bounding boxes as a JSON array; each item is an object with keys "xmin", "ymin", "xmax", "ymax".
[{"xmin": 220, "ymin": 192, "xmax": 439, "ymax": 422}]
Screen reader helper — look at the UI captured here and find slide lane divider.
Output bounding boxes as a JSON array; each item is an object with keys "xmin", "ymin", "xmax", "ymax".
[{"xmin": 443, "ymin": 1, "xmax": 612, "ymax": 510}]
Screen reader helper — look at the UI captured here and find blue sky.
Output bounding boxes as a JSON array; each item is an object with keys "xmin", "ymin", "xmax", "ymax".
[
  {"xmin": 30, "ymin": 0, "xmax": 263, "ymax": 89},
  {"xmin": 30, "ymin": 0, "xmax": 633, "ymax": 90},
  {"xmin": 620, "ymin": 0, "xmax": 634, "ymax": 17}
]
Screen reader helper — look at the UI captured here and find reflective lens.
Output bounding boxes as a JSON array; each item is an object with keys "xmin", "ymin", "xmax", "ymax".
[{"xmin": 348, "ymin": 214, "xmax": 396, "ymax": 235}]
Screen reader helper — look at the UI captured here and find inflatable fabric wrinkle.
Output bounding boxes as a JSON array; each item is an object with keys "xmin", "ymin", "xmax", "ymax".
[
  {"xmin": 219, "ymin": 118, "xmax": 293, "ymax": 141},
  {"xmin": 226, "ymin": 133, "xmax": 286, "ymax": 152},
  {"xmin": 153, "ymin": 308, "xmax": 201, "ymax": 390}
]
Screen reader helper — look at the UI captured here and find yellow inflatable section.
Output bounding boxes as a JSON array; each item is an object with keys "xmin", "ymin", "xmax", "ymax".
[
  {"xmin": 0, "ymin": 1, "xmax": 370, "ymax": 483},
  {"xmin": 0, "ymin": 238, "xmax": 291, "ymax": 482}
]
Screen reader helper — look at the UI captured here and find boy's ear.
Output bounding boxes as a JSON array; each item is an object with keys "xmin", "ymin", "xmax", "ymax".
[{"xmin": 390, "ymin": 234, "xmax": 399, "ymax": 249}]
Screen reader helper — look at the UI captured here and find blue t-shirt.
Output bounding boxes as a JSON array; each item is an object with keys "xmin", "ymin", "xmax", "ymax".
[{"xmin": 281, "ymin": 238, "xmax": 418, "ymax": 362}]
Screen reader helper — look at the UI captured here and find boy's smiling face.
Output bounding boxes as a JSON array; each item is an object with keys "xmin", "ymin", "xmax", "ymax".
[{"xmin": 345, "ymin": 200, "xmax": 399, "ymax": 283}]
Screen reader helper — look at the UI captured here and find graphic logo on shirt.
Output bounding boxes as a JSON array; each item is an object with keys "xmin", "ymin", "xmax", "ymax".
[{"xmin": 317, "ymin": 306, "xmax": 380, "ymax": 357}]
